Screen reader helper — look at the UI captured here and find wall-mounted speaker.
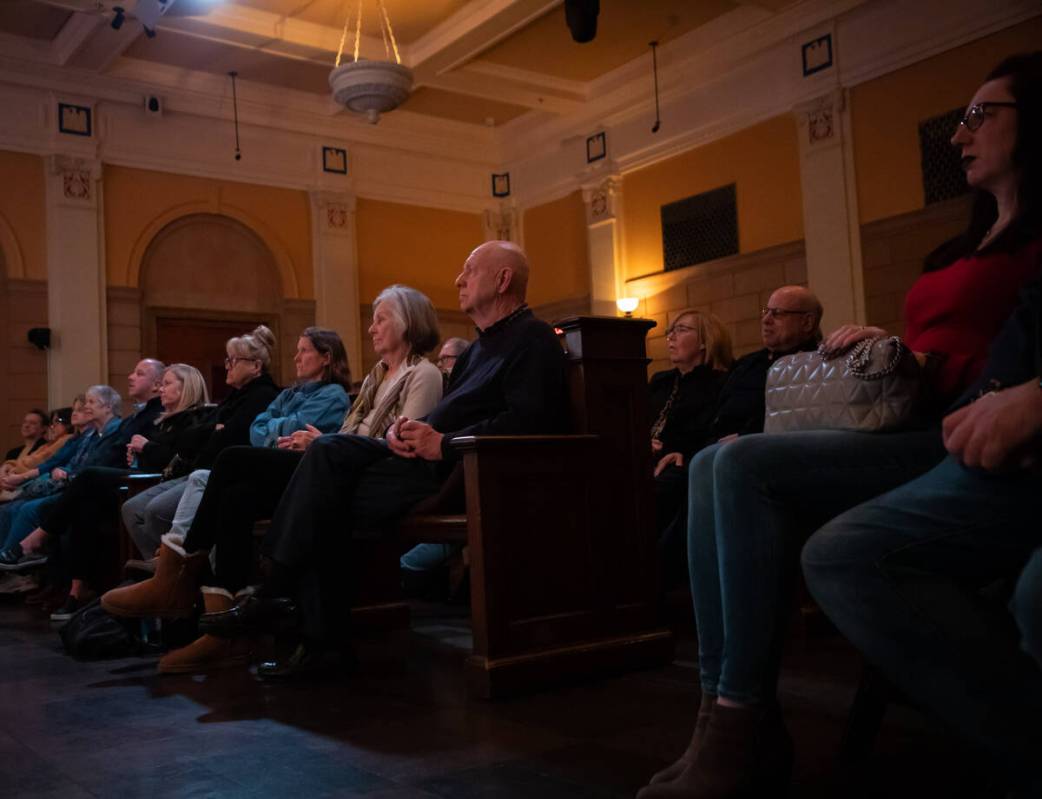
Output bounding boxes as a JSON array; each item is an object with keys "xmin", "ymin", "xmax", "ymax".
[
  {"xmin": 144, "ymin": 95, "xmax": 162, "ymax": 116},
  {"xmin": 27, "ymin": 327, "xmax": 51, "ymax": 350}
]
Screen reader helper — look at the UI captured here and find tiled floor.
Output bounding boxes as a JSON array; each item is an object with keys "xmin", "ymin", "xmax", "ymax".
[{"xmin": 0, "ymin": 599, "xmax": 989, "ymax": 799}]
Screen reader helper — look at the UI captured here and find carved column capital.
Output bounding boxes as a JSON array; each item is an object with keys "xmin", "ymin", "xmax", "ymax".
[
  {"xmin": 581, "ymin": 175, "xmax": 622, "ymax": 226},
  {"xmin": 47, "ymin": 155, "xmax": 101, "ymax": 206},
  {"xmin": 793, "ymin": 89, "xmax": 846, "ymax": 149},
  {"xmin": 482, "ymin": 201, "xmax": 520, "ymax": 243},
  {"xmin": 309, "ymin": 190, "xmax": 357, "ymax": 235}
]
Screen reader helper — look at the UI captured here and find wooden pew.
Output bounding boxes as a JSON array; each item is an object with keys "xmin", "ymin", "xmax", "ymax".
[{"xmin": 357, "ymin": 314, "xmax": 675, "ymax": 698}]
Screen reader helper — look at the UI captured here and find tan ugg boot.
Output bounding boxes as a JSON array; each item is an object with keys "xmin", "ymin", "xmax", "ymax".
[
  {"xmin": 101, "ymin": 533, "xmax": 208, "ymax": 619},
  {"xmin": 158, "ymin": 587, "xmax": 250, "ymax": 674}
]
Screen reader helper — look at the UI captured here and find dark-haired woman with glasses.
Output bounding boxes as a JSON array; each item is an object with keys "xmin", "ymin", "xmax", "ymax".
[{"xmin": 639, "ymin": 51, "xmax": 1042, "ymax": 799}]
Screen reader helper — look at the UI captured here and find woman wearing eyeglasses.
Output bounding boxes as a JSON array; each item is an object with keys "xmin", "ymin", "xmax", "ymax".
[
  {"xmin": 649, "ymin": 310, "xmax": 732, "ymax": 592},
  {"xmin": 639, "ymin": 51, "xmax": 1042, "ymax": 799},
  {"xmin": 119, "ymin": 326, "xmax": 282, "ymax": 560}
]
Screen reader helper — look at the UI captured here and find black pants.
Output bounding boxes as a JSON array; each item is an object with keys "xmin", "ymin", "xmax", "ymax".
[
  {"xmin": 183, "ymin": 446, "xmax": 304, "ymax": 593},
  {"xmin": 263, "ymin": 434, "xmax": 444, "ymax": 645},
  {"xmin": 42, "ymin": 466, "xmax": 131, "ymax": 584},
  {"xmin": 655, "ymin": 464, "xmax": 689, "ymax": 593}
]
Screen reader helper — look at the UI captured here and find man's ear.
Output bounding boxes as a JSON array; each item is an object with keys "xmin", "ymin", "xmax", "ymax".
[{"xmin": 496, "ymin": 267, "xmax": 513, "ymax": 296}]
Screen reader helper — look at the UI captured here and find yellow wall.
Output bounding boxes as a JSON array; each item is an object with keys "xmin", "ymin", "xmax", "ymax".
[
  {"xmin": 853, "ymin": 18, "xmax": 1042, "ymax": 225},
  {"xmin": 621, "ymin": 114, "xmax": 803, "ymax": 280},
  {"xmin": 522, "ymin": 190, "xmax": 589, "ymax": 306},
  {"xmin": 355, "ymin": 198, "xmax": 484, "ymax": 310},
  {"xmin": 0, "ymin": 150, "xmax": 46, "ymax": 280},
  {"xmin": 104, "ymin": 165, "xmax": 313, "ymax": 297}
]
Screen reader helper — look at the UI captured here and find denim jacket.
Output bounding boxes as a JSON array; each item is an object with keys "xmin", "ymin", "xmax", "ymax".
[{"xmin": 249, "ymin": 381, "xmax": 350, "ymax": 448}]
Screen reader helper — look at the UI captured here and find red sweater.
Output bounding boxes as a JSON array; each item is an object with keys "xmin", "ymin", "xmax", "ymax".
[{"xmin": 904, "ymin": 237, "xmax": 1042, "ymax": 403}]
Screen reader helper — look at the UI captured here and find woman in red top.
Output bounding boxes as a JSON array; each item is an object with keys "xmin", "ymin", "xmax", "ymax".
[{"xmin": 638, "ymin": 51, "xmax": 1042, "ymax": 799}]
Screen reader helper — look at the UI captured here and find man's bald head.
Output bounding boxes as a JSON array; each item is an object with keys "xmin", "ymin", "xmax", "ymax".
[
  {"xmin": 456, "ymin": 240, "xmax": 530, "ymax": 329},
  {"xmin": 761, "ymin": 285, "xmax": 823, "ymax": 353}
]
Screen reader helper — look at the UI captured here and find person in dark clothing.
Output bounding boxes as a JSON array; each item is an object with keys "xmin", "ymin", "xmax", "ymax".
[
  {"xmin": 803, "ymin": 277, "xmax": 1042, "ymax": 797},
  {"xmin": 650, "ymin": 310, "xmax": 732, "ymax": 591},
  {"xmin": 13, "ymin": 364, "xmax": 210, "ymax": 620},
  {"xmin": 4, "ymin": 409, "xmax": 48, "ymax": 462},
  {"xmin": 198, "ymin": 240, "xmax": 567, "ymax": 678}
]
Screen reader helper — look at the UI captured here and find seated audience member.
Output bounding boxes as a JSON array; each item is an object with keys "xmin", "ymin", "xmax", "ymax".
[
  {"xmin": 1, "ymin": 406, "xmax": 76, "ymax": 490},
  {"xmin": 121, "ymin": 326, "xmax": 280, "ymax": 560},
  {"xmin": 435, "ymin": 336, "xmax": 470, "ymax": 379},
  {"xmin": 0, "ymin": 385, "xmax": 128, "ymax": 569},
  {"xmin": 638, "ymin": 52, "xmax": 1042, "ymax": 799},
  {"xmin": 4, "ymin": 409, "xmax": 48, "ymax": 462},
  {"xmin": 650, "ymin": 310, "xmax": 732, "ymax": 591},
  {"xmin": 803, "ymin": 275, "xmax": 1042, "ymax": 798},
  {"xmin": 190, "ymin": 241, "xmax": 566, "ymax": 679},
  {"xmin": 16, "ymin": 364, "xmax": 210, "ymax": 621},
  {"xmin": 104, "ymin": 288, "xmax": 442, "ymax": 674}
]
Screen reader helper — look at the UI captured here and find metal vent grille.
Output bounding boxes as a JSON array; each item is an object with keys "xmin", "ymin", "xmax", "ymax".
[
  {"xmin": 662, "ymin": 184, "xmax": 738, "ymax": 271},
  {"xmin": 920, "ymin": 108, "xmax": 969, "ymax": 205}
]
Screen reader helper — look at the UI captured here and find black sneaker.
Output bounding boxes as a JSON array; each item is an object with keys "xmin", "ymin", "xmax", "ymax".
[
  {"xmin": 49, "ymin": 595, "xmax": 88, "ymax": 623},
  {"xmin": 0, "ymin": 546, "xmax": 47, "ymax": 572}
]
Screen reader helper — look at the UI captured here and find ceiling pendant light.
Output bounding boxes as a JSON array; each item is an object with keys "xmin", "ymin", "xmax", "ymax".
[{"xmin": 329, "ymin": 0, "xmax": 413, "ymax": 125}]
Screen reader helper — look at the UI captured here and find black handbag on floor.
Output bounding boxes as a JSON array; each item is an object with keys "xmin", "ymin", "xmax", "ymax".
[{"xmin": 59, "ymin": 597, "xmax": 142, "ymax": 660}]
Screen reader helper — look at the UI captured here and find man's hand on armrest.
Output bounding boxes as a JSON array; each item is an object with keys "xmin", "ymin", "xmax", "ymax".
[
  {"xmin": 389, "ymin": 417, "xmax": 444, "ymax": 461},
  {"xmin": 942, "ymin": 379, "xmax": 1042, "ymax": 471}
]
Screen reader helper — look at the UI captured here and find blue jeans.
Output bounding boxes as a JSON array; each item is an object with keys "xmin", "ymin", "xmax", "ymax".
[
  {"xmin": 1, "ymin": 495, "xmax": 60, "ymax": 549},
  {"xmin": 687, "ymin": 429, "xmax": 945, "ymax": 703},
  {"xmin": 802, "ymin": 456, "xmax": 1042, "ymax": 786},
  {"xmin": 400, "ymin": 542, "xmax": 462, "ymax": 573},
  {"xmin": 1013, "ymin": 548, "xmax": 1042, "ymax": 669}
]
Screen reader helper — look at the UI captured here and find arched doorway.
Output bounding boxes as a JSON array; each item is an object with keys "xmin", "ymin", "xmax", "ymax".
[{"xmin": 139, "ymin": 214, "xmax": 289, "ymax": 400}]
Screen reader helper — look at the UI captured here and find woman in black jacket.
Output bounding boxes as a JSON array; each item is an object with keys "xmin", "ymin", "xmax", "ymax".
[{"xmin": 649, "ymin": 309, "xmax": 733, "ymax": 591}]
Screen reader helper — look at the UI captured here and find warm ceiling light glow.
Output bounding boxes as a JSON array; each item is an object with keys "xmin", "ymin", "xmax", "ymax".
[{"xmin": 616, "ymin": 297, "xmax": 639, "ymax": 317}]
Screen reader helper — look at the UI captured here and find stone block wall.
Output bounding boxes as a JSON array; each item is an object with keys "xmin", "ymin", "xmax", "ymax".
[
  {"xmin": 2, "ymin": 279, "xmax": 49, "ymax": 445},
  {"xmin": 626, "ymin": 241, "xmax": 808, "ymax": 375}
]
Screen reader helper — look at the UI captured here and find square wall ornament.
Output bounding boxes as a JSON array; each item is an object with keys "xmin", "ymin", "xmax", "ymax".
[
  {"xmin": 492, "ymin": 172, "xmax": 511, "ymax": 198},
  {"xmin": 322, "ymin": 146, "xmax": 348, "ymax": 174},
  {"xmin": 58, "ymin": 103, "xmax": 92, "ymax": 137},
  {"xmin": 802, "ymin": 34, "xmax": 833, "ymax": 77},
  {"xmin": 586, "ymin": 131, "xmax": 606, "ymax": 163}
]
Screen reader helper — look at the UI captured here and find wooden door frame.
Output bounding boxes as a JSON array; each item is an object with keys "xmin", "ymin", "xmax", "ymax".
[{"xmin": 144, "ymin": 305, "xmax": 283, "ymax": 386}]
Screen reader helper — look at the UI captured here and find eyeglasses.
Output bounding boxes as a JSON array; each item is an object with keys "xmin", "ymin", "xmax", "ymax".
[
  {"xmin": 957, "ymin": 101, "xmax": 1018, "ymax": 132},
  {"xmin": 665, "ymin": 323, "xmax": 697, "ymax": 338},
  {"xmin": 761, "ymin": 307, "xmax": 811, "ymax": 319},
  {"xmin": 224, "ymin": 356, "xmax": 258, "ymax": 368}
]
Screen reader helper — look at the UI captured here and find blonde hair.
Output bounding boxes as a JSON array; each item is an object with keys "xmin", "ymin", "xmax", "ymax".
[
  {"xmin": 226, "ymin": 325, "xmax": 276, "ymax": 371},
  {"xmin": 159, "ymin": 364, "xmax": 209, "ymax": 420},
  {"xmin": 672, "ymin": 309, "xmax": 734, "ymax": 371}
]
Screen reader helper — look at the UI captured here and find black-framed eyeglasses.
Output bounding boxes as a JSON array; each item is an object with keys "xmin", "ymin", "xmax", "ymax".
[
  {"xmin": 761, "ymin": 307, "xmax": 810, "ymax": 320},
  {"xmin": 665, "ymin": 323, "xmax": 697, "ymax": 338},
  {"xmin": 224, "ymin": 356, "xmax": 258, "ymax": 368},
  {"xmin": 957, "ymin": 101, "xmax": 1018, "ymax": 133}
]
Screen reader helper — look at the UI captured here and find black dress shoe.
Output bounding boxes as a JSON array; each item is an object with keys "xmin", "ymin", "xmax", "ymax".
[
  {"xmin": 257, "ymin": 642, "xmax": 355, "ymax": 681},
  {"xmin": 197, "ymin": 594, "xmax": 297, "ymax": 638}
]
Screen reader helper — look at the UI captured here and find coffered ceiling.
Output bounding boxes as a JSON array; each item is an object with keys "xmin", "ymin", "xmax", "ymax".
[{"xmin": 0, "ymin": 0, "xmax": 802, "ymax": 129}]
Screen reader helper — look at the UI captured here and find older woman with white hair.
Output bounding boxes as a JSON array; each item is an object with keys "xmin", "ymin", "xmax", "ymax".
[{"xmin": 103, "ymin": 284, "xmax": 444, "ymax": 675}]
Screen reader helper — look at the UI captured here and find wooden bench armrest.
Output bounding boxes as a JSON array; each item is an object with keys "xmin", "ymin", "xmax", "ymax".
[{"xmin": 449, "ymin": 434, "xmax": 599, "ymax": 453}]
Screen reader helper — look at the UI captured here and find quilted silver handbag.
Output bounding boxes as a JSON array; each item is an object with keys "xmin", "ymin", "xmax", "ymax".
[{"xmin": 764, "ymin": 336, "xmax": 922, "ymax": 433}]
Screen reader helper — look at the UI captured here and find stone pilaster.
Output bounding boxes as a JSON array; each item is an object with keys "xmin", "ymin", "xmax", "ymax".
[{"xmin": 581, "ymin": 174, "xmax": 624, "ymax": 317}]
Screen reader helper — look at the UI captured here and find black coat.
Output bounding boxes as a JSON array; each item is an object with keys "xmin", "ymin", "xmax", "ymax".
[{"xmin": 649, "ymin": 365, "xmax": 729, "ymax": 458}]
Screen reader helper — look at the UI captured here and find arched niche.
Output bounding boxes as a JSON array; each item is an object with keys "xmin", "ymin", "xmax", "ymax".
[{"xmin": 138, "ymin": 213, "xmax": 313, "ymax": 395}]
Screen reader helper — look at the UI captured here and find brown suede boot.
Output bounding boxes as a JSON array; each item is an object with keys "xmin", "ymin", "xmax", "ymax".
[
  {"xmin": 101, "ymin": 533, "xmax": 208, "ymax": 619},
  {"xmin": 643, "ymin": 695, "xmax": 717, "ymax": 788},
  {"xmin": 636, "ymin": 701, "xmax": 793, "ymax": 799},
  {"xmin": 158, "ymin": 588, "xmax": 250, "ymax": 674}
]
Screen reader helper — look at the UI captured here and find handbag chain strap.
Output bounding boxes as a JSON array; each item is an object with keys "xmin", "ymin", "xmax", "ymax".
[{"xmin": 846, "ymin": 336, "xmax": 908, "ymax": 381}]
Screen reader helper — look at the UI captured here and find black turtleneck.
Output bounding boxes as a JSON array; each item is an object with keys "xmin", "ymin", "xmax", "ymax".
[{"xmin": 649, "ymin": 364, "xmax": 730, "ymax": 458}]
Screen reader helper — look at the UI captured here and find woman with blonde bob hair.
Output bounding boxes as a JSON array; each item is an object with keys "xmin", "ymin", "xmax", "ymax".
[{"xmin": 648, "ymin": 309, "xmax": 733, "ymax": 592}]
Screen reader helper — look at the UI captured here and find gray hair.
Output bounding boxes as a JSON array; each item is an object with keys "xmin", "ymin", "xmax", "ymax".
[
  {"xmin": 86, "ymin": 384, "xmax": 123, "ymax": 417},
  {"xmin": 373, "ymin": 284, "xmax": 441, "ymax": 356},
  {"xmin": 140, "ymin": 358, "xmax": 165, "ymax": 383},
  {"xmin": 440, "ymin": 337, "xmax": 470, "ymax": 357},
  {"xmin": 227, "ymin": 325, "xmax": 276, "ymax": 371}
]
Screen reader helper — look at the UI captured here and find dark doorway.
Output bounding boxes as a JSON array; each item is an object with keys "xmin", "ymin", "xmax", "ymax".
[{"xmin": 154, "ymin": 317, "xmax": 272, "ymax": 401}]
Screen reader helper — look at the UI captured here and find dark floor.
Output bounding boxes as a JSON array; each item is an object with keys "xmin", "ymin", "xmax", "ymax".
[{"xmin": 0, "ymin": 598, "xmax": 990, "ymax": 799}]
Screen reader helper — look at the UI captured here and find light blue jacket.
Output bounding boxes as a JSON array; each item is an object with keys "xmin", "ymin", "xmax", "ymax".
[{"xmin": 249, "ymin": 381, "xmax": 350, "ymax": 448}]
